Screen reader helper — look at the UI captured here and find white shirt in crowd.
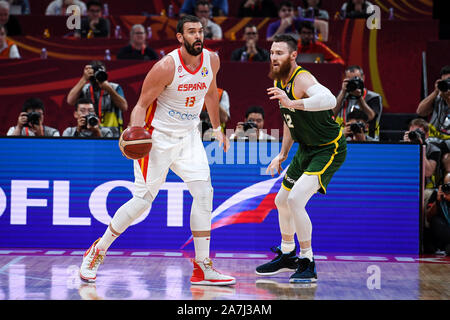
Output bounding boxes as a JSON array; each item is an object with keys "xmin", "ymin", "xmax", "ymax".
[{"xmin": 0, "ymin": 42, "xmax": 20, "ymax": 59}]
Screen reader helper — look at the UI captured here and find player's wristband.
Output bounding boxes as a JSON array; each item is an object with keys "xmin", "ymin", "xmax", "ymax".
[{"xmin": 212, "ymin": 126, "xmax": 222, "ymax": 132}]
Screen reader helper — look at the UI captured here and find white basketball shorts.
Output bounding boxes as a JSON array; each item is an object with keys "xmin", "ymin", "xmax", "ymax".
[{"xmin": 133, "ymin": 127, "xmax": 210, "ymax": 199}]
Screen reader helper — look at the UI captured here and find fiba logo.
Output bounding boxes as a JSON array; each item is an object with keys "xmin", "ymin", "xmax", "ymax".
[
  {"xmin": 66, "ymin": 5, "xmax": 81, "ymax": 30},
  {"xmin": 201, "ymin": 67, "xmax": 209, "ymax": 77},
  {"xmin": 366, "ymin": 5, "xmax": 381, "ymax": 30}
]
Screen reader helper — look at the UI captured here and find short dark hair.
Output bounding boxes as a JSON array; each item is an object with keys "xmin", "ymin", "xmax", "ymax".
[
  {"xmin": 347, "ymin": 109, "xmax": 368, "ymax": 122},
  {"xmin": 90, "ymin": 60, "xmax": 105, "ymax": 70},
  {"xmin": 299, "ymin": 21, "xmax": 315, "ymax": 32},
  {"xmin": 279, "ymin": 1, "xmax": 294, "ymax": 10},
  {"xmin": 195, "ymin": 0, "xmax": 210, "ymax": 9},
  {"xmin": 176, "ymin": 15, "xmax": 201, "ymax": 34},
  {"xmin": 440, "ymin": 65, "xmax": 450, "ymax": 77},
  {"xmin": 75, "ymin": 98, "xmax": 94, "ymax": 110},
  {"xmin": 22, "ymin": 98, "xmax": 44, "ymax": 112},
  {"xmin": 245, "ymin": 105, "xmax": 265, "ymax": 119},
  {"xmin": 87, "ymin": 0, "xmax": 102, "ymax": 10},
  {"xmin": 272, "ymin": 34, "xmax": 298, "ymax": 52},
  {"xmin": 345, "ymin": 65, "xmax": 364, "ymax": 77},
  {"xmin": 409, "ymin": 118, "xmax": 429, "ymax": 133}
]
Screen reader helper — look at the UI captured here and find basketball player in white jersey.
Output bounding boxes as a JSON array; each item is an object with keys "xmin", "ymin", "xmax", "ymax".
[{"xmin": 79, "ymin": 15, "xmax": 235, "ymax": 286}]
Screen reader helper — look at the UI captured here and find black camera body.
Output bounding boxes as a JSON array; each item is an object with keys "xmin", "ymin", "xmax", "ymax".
[
  {"xmin": 350, "ymin": 121, "xmax": 365, "ymax": 134},
  {"xmin": 85, "ymin": 113, "xmax": 99, "ymax": 127},
  {"xmin": 437, "ymin": 78, "xmax": 450, "ymax": 92},
  {"xmin": 442, "ymin": 182, "xmax": 450, "ymax": 194},
  {"xmin": 243, "ymin": 121, "xmax": 258, "ymax": 131},
  {"xmin": 26, "ymin": 111, "xmax": 41, "ymax": 126},
  {"xmin": 408, "ymin": 128, "xmax": 426, "ymax": 144},
  {"xmin": 346, "ymin": 77, "xmax": 365, "ymax": 93},
  {"xmin": 90, "ymin": 65, "xmax": 108, "ymax": 84}
]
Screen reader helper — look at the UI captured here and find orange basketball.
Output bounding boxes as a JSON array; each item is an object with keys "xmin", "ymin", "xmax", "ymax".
[{"xmin": 119, "ymin": 127, "xmax": 152, "ymax": 160}]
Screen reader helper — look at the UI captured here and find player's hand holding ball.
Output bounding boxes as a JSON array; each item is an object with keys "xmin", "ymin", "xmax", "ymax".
[{"xmin": 119, "ymin": 127, "xmax": 152, "ymax": 160}]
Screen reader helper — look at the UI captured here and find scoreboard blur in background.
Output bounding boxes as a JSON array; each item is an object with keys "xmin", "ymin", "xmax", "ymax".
[{"xmin": 0, "ymin": 138, "xmax": 421, "ymax": 254}]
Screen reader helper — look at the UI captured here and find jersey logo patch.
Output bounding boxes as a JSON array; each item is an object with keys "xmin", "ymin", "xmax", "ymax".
[
  {"xmin": 286, "ymin": 83, "xmax": 291, "ymax": 94},
  {"xmin": 201, "ymin": 67, "xmax": 209, "ymax": 77}
]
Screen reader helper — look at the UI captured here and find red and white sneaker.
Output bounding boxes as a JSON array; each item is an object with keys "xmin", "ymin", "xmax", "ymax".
[
  {"xmin": 79, "ymin": 238, "xmax": 106, "ymax": 282},
  {"xmin": 190, "ymin": 258, "xmax": 236, "ymax": 286}
]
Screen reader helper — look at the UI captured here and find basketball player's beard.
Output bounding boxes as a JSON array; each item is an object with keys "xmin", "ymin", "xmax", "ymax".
[
  {"xmin": 184, "ymin": 39, "xmax": 203, "ymax": 56},
  {"xmin": 268, "ymin": 57, "xmax": 292, "ymax": 82}
]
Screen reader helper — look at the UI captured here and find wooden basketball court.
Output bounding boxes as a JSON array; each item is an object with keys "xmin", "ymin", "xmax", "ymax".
[{"xmin": 0, "ymin": 249, "xmax": 448, "ymax": 300}]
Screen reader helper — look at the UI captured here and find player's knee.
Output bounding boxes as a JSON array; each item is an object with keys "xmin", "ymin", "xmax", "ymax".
[
  {"xmin": 275, "ymin": 190, "xmax": 289, "ymax": 210},
  {"xmin": 193, "ymin": 187, "xmax": 213, "ymax": 213},
  {"xmin": 286, "ymin": 192, "xmax": 306, "ymax": 211},
  {"xmin": 189, "ymin": 181, "xmax": 213, "ymax": 211},
  {"xmin": 125, "ymin": 195, "xmax": 152, "ymax": 221},
  {"xmin": 190, "ymin": 184, "xmax": 213, "ymax": 231}
]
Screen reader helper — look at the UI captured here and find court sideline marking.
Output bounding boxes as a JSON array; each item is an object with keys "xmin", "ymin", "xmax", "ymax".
[{"xmin": 0, "ymin": 256, "xmax": 25, "ymax": 273}]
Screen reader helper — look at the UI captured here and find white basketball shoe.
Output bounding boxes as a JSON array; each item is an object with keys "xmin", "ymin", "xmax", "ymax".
[
  {"xmin": 79, "ymin": 238, "xmax": 106, "ymax": 282},
  {"xmin": 190, "ymin": 258, "xmax": 236, "ymax": 286}
]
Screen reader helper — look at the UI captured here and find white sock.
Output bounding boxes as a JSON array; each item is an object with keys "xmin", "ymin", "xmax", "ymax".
[
  {"xmin": 300, "ymin": 247, "xmax": 313, "ymax": 261},
  {"xmin": 96, "ymin": 225, "xmax": 119, "ymax": 252},
  {"xmin": 281, "ymin": 240, "xmax": 295, "ymax": 254},
  {"xmin": 194, "ymin": 236, "xmax": 210, "ymax": 262}
]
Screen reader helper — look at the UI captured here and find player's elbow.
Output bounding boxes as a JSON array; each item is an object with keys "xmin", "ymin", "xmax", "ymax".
[{"xmin": 322, "ymin": 93, "xmax": 336, "ymax": 110}]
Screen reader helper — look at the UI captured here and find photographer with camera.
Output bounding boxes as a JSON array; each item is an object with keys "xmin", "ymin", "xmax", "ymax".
[
  {"xmin": 229, "ymin": 105, "xmax": 276, "ymax": 141},
  {"xmin": 343, "ymin": 109, "xmax": 376, "ymax": 142},
  {"xmin": 62, "ymin": 98, "xmax": 113, "ymax": 137},
  {"xmin": 333, "ymin": 65, "xmax": 382, "ymax": 139},
  {"xmin": 67, "ymin": 61, "xmax": 128, "ymax": 138},
  {"xmin": 7, "ymin": 98, "xmax": 60, "ymax": 137},
  {"xmin": 403, "ymin": 118, "xmax": 441, "ymax": 189},
  {"xmin": 417, "ymin": 65, "xmax": 450, "ymax": 175},
  {"xmin": 424, "ymin": 173, "xmax": 450, "ymax": 256}
]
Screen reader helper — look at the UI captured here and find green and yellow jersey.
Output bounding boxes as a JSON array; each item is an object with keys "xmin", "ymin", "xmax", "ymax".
[{"xmin": 275, "ymin": 66, "xmax": 342, "ymax": 147}]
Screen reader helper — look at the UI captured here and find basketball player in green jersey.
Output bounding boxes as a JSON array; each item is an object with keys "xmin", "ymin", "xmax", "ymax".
[{"xmin": 255, "ymin": 34, "xmax": 347, "ymax": 283}]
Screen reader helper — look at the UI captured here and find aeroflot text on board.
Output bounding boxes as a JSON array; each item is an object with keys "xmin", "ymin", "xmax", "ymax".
[{"xmin": 0, "ymin": 180, "xmax": 188, "ymax": 227}]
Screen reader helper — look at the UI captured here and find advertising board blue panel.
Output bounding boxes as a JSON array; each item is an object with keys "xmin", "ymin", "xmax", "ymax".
[{"xmin": 0, "ymin": 138, "xmax": 420, "ymax": 254}]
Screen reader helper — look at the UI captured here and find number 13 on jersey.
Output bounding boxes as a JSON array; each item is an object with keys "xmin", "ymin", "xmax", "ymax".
[{"xmin": 185, "ymin": 96, "xmax": 196, "ymax": 107}]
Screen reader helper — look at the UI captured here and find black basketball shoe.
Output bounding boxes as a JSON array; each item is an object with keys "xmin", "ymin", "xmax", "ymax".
[
  {"xmin": 255, "ymin": 246, "xmax": 299, "ymax": 276},
  {"xmin": 289, "ymin": 257, "xmax": 317, "ymax": 283}
]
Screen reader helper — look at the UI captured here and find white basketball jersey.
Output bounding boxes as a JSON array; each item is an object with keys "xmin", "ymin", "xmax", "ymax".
[{"xmin": 149, "ymin": 48, "xmax": 213, "ymax": 136}]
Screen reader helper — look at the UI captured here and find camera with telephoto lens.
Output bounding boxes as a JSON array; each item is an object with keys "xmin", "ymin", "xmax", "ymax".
[
  {"xmin": 346, "ymin": 76, "xmax": 365, "ymax": 93},
  {"xmin": 85, "ymin": 113, "xmax": 99, "ymax": 127},
  {"xmin": 243, "ymin": 121, "xmax": 258, "ymax": 131},
  {"xmin": 437, "ymin": 79, "xmax": 450, "ymax": 92},
  {"xmin": 26, "ymin": 111, "xmax": 41, "ymax": 126},
  {"xmin": 90, "ymin": 65, "xmax": 108, "ymax": 83},
  {"xmin": 408, "ymin": 128, "xmax": 426, "ymax": 144},
  {"xmin": 350, "ymin": 121, "xmax": 365, "ymax": 134},
  {"xmin": 442, "ymin": 182, "xmax": 450, "ymax": 194}
]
